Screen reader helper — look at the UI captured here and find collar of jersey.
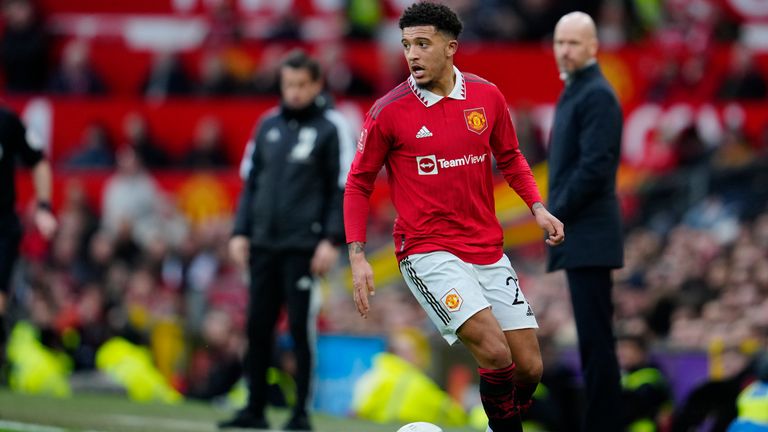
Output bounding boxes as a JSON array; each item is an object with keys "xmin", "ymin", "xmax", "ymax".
[{"xmin": 408, "ymin": 66, "xmax": 466, "ymax": 107}]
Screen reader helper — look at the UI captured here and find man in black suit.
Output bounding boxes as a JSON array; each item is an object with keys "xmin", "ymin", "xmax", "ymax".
[{"xmin": 547, "ymin": 11, "xmax": 624, "ymax": 432}]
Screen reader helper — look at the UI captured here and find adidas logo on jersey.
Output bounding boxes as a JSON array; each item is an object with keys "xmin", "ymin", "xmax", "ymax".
[
  {"xmin": 416, "ymin": 126, "xmax": 433, "ymax": 139},
  {"xmin": 526, "ymin": 305, "xmax": 535, "ymax": 317}
]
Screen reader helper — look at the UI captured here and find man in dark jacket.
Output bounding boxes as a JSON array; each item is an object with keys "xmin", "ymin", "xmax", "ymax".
[
  {"xmin": 220, "ymin": 49, "xmax": 353, "ymax": 431},
  {"xmin": 1, "ymin": 105, "xmax": 57, "ymax": 371},
  {"xmin": 547, "ymin": 11, "xmax": 624, "ymax": 432}
]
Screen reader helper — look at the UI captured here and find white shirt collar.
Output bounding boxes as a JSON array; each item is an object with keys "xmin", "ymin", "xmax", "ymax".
[{"xmin": 408, "ymin": 66, "xmax": 466, "ymax": 107}]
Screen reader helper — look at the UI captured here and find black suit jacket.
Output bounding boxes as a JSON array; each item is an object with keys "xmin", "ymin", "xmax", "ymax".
[{"xmin": 547, "ymin": 63, "xmax": 624, "ymax": 271}]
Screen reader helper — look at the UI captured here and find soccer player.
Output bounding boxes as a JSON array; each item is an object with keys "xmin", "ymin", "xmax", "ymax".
[
  {"xmin": 344, "ymin": 3, "xmax": 564, "ymax": 432},
  {"xmin": 0, "ymin": 104, "xmax": 56, "ymax": 370}
]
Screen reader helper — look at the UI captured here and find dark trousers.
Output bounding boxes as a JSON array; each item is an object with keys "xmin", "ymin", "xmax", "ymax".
[
  {"xmin": 244, "ymin": 249, "xmax": 316, "ymax": 417},
  {"xmin": 0, "ymin": 216, "xmax": 21, "ymax": 361},
  {"xmin": 0, "ymin": 214, "xmax": 22, "ymax": 296},
  {"xmin": 566, "ymin": 267, "xmax": 623, "ymax": 432}
]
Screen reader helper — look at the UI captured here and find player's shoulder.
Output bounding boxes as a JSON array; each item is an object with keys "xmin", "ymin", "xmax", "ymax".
[
  {"xmin": 368, "ymin": 81, "xmax": 412, "ymax": 120},
  {"xmin": 463, "ymin": 72, "xmax": 503, "ymax": 100},
  {"xmin": 463, "ymin": 72, "xmax": 495, "ymax": 88}
]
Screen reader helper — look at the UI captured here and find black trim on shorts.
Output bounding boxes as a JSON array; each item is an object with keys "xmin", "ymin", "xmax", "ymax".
[{"xmin": 401, "ymin": 257, "xmax": 451, "ymax": 325}]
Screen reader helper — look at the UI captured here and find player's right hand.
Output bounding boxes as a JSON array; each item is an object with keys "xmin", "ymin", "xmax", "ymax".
[
  {"xmin": 228, "ymin": 235, "xmax": 250, "ymax": 269},
  {"xmin": 350, "ymin": 255, "xmax": 375, "ymax": 319}
]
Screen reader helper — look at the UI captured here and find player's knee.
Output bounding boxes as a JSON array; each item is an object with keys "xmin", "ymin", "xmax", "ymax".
[
  {"xmin": 515, "ymin": 357, "xmax": 543, "ymax": 383},
  {"xmin": 478, "ymin": 339, "xmax": 513, "ymax": 369}
]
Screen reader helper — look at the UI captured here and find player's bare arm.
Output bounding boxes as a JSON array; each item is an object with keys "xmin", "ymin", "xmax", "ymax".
[
  {"xmin": 532, "ymin": 201, "xmax": 565, "ymax": 246},
  {"xmin": 348, "ymin": 241, "xmax": 375, "ymax": 318}
]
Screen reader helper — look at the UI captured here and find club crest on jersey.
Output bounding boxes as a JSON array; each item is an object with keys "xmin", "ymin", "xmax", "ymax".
[
  {"xmin": 442, "ymin": 288, "xmax": 463, "ymax": 312},
  {"xmin": 416, "ymin": 155, "xmax": 438, "ymax": 175},
  {"xmin": 464, "ymin": 107, "xmax": 487, "ymax": 135}
]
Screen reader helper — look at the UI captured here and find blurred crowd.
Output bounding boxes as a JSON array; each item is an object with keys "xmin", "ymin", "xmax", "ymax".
[{"xmin": 1, "ymin": 0, "xmax": 767, "ymax": 100}]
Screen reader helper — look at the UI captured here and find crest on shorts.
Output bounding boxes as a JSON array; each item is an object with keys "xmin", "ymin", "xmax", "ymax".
[
  {"xmin": 464, "ymin": 108, "xmax": 487, "ymax": 135},
  {"xmin": 441, "ymin": 288, "xmax": 463, "ymax": 312}
]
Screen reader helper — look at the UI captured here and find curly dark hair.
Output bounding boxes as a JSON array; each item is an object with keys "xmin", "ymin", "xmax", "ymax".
[{"xmin": 398, "ymin": 1, "xmax": 463, "ymax": 39}]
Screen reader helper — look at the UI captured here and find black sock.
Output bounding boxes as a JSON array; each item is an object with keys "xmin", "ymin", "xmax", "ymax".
[
  {"xmin": 514, "ymin": 382, "xmax": 538, "ymax": 413},
  {"xmin": 478, "ymin": 363, "xmax": 522, "ymax": 432}
]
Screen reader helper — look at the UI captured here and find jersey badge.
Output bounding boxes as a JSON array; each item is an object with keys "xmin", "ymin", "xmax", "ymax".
[
  {"xmin": 441, "ymin": 288, "xmax": 463, "ymax": 312},
  {"xmin": 464, "ymin": 107, "xmax": 488, "ymax": 135}
]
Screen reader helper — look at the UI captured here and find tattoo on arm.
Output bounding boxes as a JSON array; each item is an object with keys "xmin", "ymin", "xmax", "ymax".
[{"xmin": 348, "ymin": 242, "xmax": 365, "ymax": 255}]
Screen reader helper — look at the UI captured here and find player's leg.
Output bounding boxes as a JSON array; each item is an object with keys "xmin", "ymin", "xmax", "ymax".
[
  {"xmin": 458, "ymin": 310, "xmax": 524, "ymax": 432},
  {"xmin": 220, "ymin": 249, "xmax": 281, "ymax": 429},
  {"xmin": 477, "ymin": 254, "xmax": 543, "ymax": 424},
  {"xmin": 281, "ymin": 250, "xmax": 317, "ymax": 431},
  {"xmin": 504, "ymin": 329, "xmax": 542, "ymax": 409},
  {"xmin": 400, "ymin": 252, "xmax": 522, "ymax": 432}
]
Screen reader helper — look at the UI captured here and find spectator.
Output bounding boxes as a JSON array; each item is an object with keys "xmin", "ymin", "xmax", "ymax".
[
  {"xmin": 63, "ymin": 122, "xmax": 114, "ymax": 169},
  {"xmin": 671, "ymin": 343, "xmax": 757, "ymax": 432},
  {"xmin": 48, "ymin": 39, "xmax": 106, "ymax": 96},
  {"xmin": 716, "ymin": 44, "xmax": 768, "ymax": 101},
  {"xmin": 247, "ymin": 46, "xmax": 285, "ymax": 96},
  {"xmin": 181, "ymin": 116, "xmax": 229, "ymax": 169},
  {"xmin": 185, "ymin": 309, "xmax": 244, "ymax": 401},
  {"xmin": 196, "ymin": 52, "xmax": 238, "ymax": 97},
  {"xmin": 617, "ymin": 332, "xmax": 673, "ymax": 432},
  {"xmin": 0, "ymin": 0, "xmax": 49, "ymax": 93},
  {"xmin": 204, "ymin": 0, "xmax": 241, "ymax": 47},
  {"xmin": 316, "ymin": 42, "xmax": 375, "ymax": 97},
  {"xmin": 101, "ymin": 146, "xmax": 160, "ymax": 249},
  {"xmin": 727, "ymin": 351, "xmax": 768, "ymax": 432},
  {"xmin": 142, "ymin": 51, "xmax": 192, "ymax": 99},
  {"xmin": 121, "ymin": 112, "xmax": 171, "ymax": 169}
]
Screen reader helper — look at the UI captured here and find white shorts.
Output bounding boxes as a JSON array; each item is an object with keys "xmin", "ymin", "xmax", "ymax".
[{"xmin": 399, "ymin": 251, "xmax": 538, "ymax": 345}]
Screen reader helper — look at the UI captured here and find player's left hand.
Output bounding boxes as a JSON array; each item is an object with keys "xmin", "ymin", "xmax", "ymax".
[
  {"xmin": 34, "ymin": 207, "xmax": 57, "ymax": 239},
  {"xmin": 311, "ymin": 239, "xmax": 340, "ymax": 277},
  {"xmin": 533, "ymin": 204, "xmax": 565, "ymax": 246}
]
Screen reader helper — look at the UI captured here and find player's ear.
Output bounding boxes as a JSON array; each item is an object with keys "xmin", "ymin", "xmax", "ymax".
[{"xmin": 445, "ymin": 39, "xmax": 458, "ymax": 57}]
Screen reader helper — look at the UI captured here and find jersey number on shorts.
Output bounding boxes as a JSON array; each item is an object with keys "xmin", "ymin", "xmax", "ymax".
[{"xmin": 506, "ymin": 276, "xmax": 525, "ymax": 305}]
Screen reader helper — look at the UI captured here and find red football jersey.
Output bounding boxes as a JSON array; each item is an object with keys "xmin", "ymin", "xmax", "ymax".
[{"xmin": 344, "ymin": 68, "xmax": 542, "ymax": 264}]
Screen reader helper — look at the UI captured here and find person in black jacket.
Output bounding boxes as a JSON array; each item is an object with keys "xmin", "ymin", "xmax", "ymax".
[
  {"xmin": 547, "ymin": 12, "xmax": 624, "ymax": 432},
  {"xmin": 219, "ymin": 49, "xmax": 353, "ymax": 431},
  {"xmin": 0, "ymin": 105, "xmax": 57, "ymax": 372}
]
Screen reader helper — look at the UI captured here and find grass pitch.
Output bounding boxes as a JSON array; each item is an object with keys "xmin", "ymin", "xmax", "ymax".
[{"xmin": 0, "ymin": 389, "xmax": 478, "ymax": 432}]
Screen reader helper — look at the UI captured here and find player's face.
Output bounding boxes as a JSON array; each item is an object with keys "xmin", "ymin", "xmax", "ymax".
[
  {"xmin": 401, "ymin": 26, "xmax": 457, "ymax": 90},
  {"xmin": 553, "ymin": 21, "xmax": 597, "ymax": 75},
  {"xmin": 280, "ymin": 66, "xmax": 322, "ymax": 110}
]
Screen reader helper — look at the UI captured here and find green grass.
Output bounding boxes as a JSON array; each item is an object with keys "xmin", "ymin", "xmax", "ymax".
[{"xmin": 0, "ymin": 389, "xmax": 478, "ymax": 432}]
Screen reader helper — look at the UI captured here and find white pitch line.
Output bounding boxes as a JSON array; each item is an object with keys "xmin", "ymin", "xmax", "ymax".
[
  {"xmin": 108, "ymin": 414, "xmax": 214, "ymax": 431},
  {"xmin": 0, "ymin": 419, "xmax": 102, "ymax": 432},
  {"xmin": 108, "ymin": 414, "xmax": 287, "ymax": 431}
]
